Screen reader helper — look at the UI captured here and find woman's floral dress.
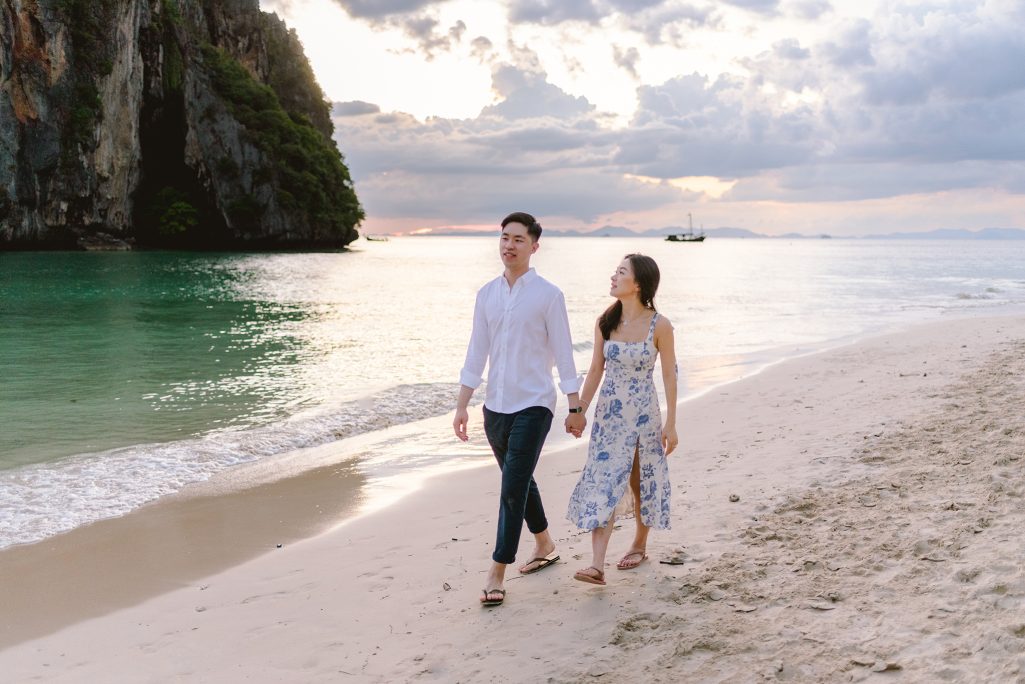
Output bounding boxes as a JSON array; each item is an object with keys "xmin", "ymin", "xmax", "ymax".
[{"xmin": 567, "ymin": 313, "xmax": 671, "ymax": 530}]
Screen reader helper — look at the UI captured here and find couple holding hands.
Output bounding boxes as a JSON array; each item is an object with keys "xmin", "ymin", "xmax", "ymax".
[{"xmin": 453, "ymin": 211, "xmax": 678, "ymax": 607}]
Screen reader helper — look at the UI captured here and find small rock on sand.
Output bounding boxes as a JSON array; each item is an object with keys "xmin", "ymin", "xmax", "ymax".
[
  {"xmin": 728, "ymin": 601, "xmax": 757, "ymax": 613},
  {"xmin": 706, "ymin": 588, "xmax": 727, "ymax": 601},
  {"xmin": 871, "ymin": 661, "xmax": 902, "ymax": 672}
]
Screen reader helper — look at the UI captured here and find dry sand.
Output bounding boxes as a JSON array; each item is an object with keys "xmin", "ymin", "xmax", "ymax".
[{"xmin": 3, "ymin": 314, "xmax": 1025, "ymax": 682}]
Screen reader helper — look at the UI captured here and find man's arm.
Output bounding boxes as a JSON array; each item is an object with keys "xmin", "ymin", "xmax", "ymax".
[
  {"xmin": 546, "ymin": 290, "xmax": 581, "ymax": 397},
  {"xmin": 546, "ymin": 291, "xmax": 586, "ymax": 437},
  {"xmin": 454, "ymin": 289, "xmax": 488, "ymax": 441}
]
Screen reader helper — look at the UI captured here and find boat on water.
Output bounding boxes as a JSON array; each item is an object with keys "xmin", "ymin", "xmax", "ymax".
[
  {"xmin": 665, "ymin": 213, "xmax": 705, "ymax": 242},
  {"xmin": 365, "ymin": 234, "xmax": 390, "ymax": 242}
]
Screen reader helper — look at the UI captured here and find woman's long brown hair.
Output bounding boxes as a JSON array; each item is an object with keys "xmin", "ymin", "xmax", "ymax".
[{"xmin": 598, "ymin": 254, "xmax": 660, "ymax": 340}]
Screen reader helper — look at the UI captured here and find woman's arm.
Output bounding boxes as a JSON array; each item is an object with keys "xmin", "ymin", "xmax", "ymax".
[
  {"xmin": 565, "ymin": 320, "xmax": 605, "ymax": 438},
  {"xmin": 578, "ymin": 320, "xmax": 606, "ymax": 411},
  {"xmin": 655, "ymin": 316, "xmax": 679, "ymax": 455}
]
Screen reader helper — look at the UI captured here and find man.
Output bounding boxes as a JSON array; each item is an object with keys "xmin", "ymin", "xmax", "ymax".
[{"xmin": 453, "ymin": 211, "xmax": 586, "ymax": 607}]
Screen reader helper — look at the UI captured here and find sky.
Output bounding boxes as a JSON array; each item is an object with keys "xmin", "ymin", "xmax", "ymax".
[{"xmin": 259, "ymin": 0, "xmax": 1025, "ymax": 236}]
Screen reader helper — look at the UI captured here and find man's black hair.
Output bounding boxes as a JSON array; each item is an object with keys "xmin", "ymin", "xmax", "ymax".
[{"xmin": 501, "ymin": 212, "xmax": 542, "ymax": 241}]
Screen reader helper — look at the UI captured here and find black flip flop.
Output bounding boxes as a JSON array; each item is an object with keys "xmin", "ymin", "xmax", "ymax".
[
  {"xmin": 480, "ymin": 588, "xmax": 506, "ymax": 607},
  {"xmin": 519, "ymin": 554, "xmax": 560, "ymax": 575}
]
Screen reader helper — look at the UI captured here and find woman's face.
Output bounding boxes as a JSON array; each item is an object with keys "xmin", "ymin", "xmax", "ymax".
[{"xmin": 610, "ymin": 258, "xmax": 640, "ymax": 299}]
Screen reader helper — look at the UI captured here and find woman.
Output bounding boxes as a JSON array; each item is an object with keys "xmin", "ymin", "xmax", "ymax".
[{"xmin": 565, "ymin": 253, "xmax": 678, "ymax": 585}]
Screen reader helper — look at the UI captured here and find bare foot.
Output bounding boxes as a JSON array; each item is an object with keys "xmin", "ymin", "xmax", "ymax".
[{"xmin": 616, "ymin": 549, "xmax": 648, "ymax": 570}]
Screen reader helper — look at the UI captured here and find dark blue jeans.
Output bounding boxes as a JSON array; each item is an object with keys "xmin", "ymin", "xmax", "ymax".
[{"xmin": 483, "ymin": 405, "xmax": 554, "ymax": 565}]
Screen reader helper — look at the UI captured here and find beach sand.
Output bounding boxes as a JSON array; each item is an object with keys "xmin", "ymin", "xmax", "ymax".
[{"xmin": 2, "ymin": 314, "xmax": 1025, "ymax": 682}]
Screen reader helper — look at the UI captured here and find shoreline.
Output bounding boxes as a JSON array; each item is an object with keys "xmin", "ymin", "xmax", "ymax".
[
  {"xmin": 0, "ymin": 326, "xmax": 850, "ymax": 553},
  {"xmin": 3, "ymin": 312, "xmax": 1025, "ymax": 680},
  {"xmin": 5, "ymin": 296, "xmax": 1023, "ymax": 554}
]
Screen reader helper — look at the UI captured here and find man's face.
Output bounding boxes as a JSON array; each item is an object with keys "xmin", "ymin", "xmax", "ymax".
[{"xmin": 499, "ymin": 222, "xmax": 538, "ymax": 269}]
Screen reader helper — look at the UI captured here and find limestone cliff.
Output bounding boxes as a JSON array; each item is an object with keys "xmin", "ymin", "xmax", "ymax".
[{"xmin": 0, "ymin": 0, "xmax": 363, "ymax": 249}]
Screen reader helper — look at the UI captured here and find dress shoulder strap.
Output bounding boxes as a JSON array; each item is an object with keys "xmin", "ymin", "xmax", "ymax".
[{"xmin": 645, "ymin": 312, "xmax": 659, "ymax": 343}]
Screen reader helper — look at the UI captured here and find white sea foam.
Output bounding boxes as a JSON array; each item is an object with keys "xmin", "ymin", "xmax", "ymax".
[{"xmin": 0, "ymin": 382, "xmax": 466, "ymax": 549}]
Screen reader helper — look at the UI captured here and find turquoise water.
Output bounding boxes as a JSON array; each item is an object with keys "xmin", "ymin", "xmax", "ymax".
[
  {"xmin": 3, "ymin": 238, "xmax": 1025, "ymax": 548},
  {"xmin": 1, "ymin": 252, "xmax": 318, "ymax": 467}
]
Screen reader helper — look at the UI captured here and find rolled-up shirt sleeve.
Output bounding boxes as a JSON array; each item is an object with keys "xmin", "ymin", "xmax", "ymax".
[
  {"xmin": 459, "ymin": 289, "xmax": 489, "ymax": 389},
  {"xmin": 546, "ymin": 291, "xmax": 581, "ymax": 395}
]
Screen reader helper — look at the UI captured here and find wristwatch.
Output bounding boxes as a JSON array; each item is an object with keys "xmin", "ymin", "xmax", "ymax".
[{"xmin": 568, "ymin": 406, "xmax": 584, "ymax": 414}]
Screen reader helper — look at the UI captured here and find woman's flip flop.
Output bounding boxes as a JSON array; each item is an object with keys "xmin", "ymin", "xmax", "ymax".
[{"xmin": 573, "ymin": 567, "xmax": 606, "ymax": 585}]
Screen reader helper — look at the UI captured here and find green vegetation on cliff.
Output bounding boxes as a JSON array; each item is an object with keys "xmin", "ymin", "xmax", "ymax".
[
  {"xmin": 149, "ymin": 187, "xmax": 199, "ymax": 235},
  {"xmin": 261, "ymin": 16, "xmax": 333, "ymax": 139},
  {"xmin": 159, "ymin": 0, "xmax": 185, "ymax": 96},
  {"xmin": 202, "ymin": 45, "xmax": 364, "ymax": 237},
  {"xmin": 57, "ymin": 0, "xmax": 117, "ymax": 156}
]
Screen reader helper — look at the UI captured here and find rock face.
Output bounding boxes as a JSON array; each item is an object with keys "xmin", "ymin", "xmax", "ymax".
[{"xmin": 0, "ymin": 0, "xmax": 363, "ymax": 249}]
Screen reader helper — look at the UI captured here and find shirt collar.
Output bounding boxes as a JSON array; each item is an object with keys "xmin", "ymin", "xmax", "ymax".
[{"xmin": 501, "ymin": 267, "xmax": 537, "ymax": 290}]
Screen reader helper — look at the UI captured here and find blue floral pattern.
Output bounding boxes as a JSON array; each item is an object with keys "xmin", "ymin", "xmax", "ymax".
[{"xmin": 566, "ymin": 314, "xmax": 671, "ymax": 531}]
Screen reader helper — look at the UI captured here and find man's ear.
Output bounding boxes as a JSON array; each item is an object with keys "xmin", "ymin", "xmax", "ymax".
[{"xmin": 531, "ymin": 240, "xmax": 540, "ymax": 254}]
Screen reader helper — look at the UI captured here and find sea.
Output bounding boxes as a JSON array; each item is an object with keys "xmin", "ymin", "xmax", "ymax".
[{"xmin": 3, "ymin": 236, "xmax": 1025, "ymax": 549}]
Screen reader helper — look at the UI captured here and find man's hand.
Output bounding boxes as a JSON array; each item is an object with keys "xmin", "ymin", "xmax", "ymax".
[
  {"xmin": 565, "ymin": 412, "xmax": 586, "ymax": 438},
  {"xmin": 453, "ymin": 407, "xmax": 469, "ymax": 442}
]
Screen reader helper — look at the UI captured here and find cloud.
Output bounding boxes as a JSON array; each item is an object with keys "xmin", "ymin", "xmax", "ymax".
[
  {"xmin": 772, "ymin": 38, "xmax": 810, "ymax": 61},
  {"xmin": 469, "ymin": 36, "xmax": 496, "ymax": 63},
  {"xmin": 332, "ymin": 101, "xmax": 382, "ymax": 116},
  {"xmin": 390, "ymin": 15, "xmax": 469, "ymax": 58},
  {"xmin": 858, "ymin": 18, "xmax": 1025, "ymax": 105},
  {"xmin": 332, "ymin": 109, "xmax": 678, "ymax": 223},
  {"xmin": 329, "ymin": 0, "xmax": 447, "ymax": 18},
  {"xmin": 725, "ymin": 161, "xmax": 1025, "ymax": 203},
  {"xmin": 505, "ymin": 0, "xmax": 718, "ymax": 44},
  {"xmin": 618, "ymin": 3, "xmax": 721, "ymax": 46},
  {"xmin": 330, "ymin": 59, "xmax": 685, "ymax": 223},
  {"xmin": 785, "ymin": 0, "xmax": 831, "ymax": 21},
  {"xmin": 720, "ymin": 0, "xmax": 780, "ymax": 14},
  {"xmin": 348, "ymin": 166, "xmax": 682, "ymax": 223},
  {"xmin": 613, "ymin": 45, "xmax": 641, "ymax": 78},
  {"xmin": 820, "ymin": 18, "xmax": 874, "ymax": 69},
  {"xmin": 507, "ymin": 0, "xmax": 602, "ymax": 25},
  {"xmin": 606, "ymin": 0, "xmax": 670, "ymax": 9},
  {"xmin": 321, "ymin": 0, "xmax": 1025, "ymax": 232},
  {"xmin": 482, "ymin": 63, "xmax": 596, "ymax": 120}
]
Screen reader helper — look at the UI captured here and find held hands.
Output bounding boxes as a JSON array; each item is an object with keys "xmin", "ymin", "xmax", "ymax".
[
  {"xmin": 453, "ymin": 407, "xmax": 469, "ymax": 442},
  {"xmin": 662, "ymin": 424, "xmax": 679, "ymax": 455},
  {"xmin": 565, "ymin": 412, "xmax": 586, "ymax": 438}
]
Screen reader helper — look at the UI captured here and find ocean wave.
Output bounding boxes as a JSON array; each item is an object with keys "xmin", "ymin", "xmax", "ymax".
[{"xmin": 0, "ymin": 382, "xmax": 469, "ymax": 549}]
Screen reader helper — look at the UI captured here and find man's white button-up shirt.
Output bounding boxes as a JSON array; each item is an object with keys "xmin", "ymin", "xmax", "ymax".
[{"xmin": 459, "ymin": 268, "xmax": 580, "ymax": 414}]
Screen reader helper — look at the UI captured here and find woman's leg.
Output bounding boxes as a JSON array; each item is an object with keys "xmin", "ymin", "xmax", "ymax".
[
  {"xmin": 575, "ymin": 515, "xmax": 614, "ymax": 584},
  {"xmin": 618, "ymin": 447, "xmax": 650, "ymax": 569},
  {"xmin": 591, "ymin": 515, "xmax": 615, "ymax": 569}
]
